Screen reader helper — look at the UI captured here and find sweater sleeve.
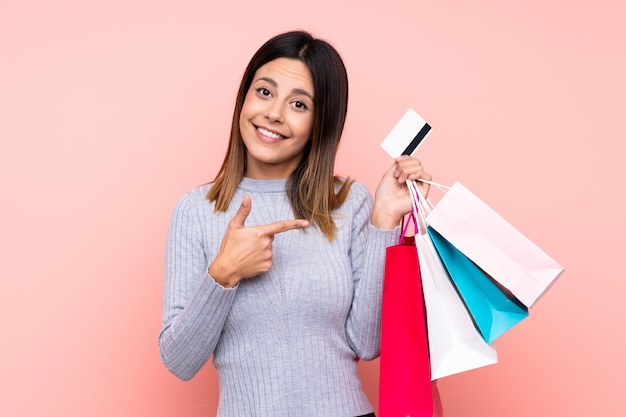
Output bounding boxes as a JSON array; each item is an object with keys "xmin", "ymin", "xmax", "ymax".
[
  {"xmin": 345, "ymin": 182, "xmax": 400, "ymax": 360},
  {"xmin": 158, "ymin": 192, "xmax": 237, "ymax": 380}
]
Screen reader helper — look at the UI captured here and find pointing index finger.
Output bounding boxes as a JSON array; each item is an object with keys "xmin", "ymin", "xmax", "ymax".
[{"xmin": 258, "ymin": 219, "xmax": 310, "ymax": 236}]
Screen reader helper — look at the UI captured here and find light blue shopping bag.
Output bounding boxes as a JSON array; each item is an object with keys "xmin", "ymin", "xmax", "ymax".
[{"xmin": 427, "ymin": 226, "xmax": 528, "ymax": 343}]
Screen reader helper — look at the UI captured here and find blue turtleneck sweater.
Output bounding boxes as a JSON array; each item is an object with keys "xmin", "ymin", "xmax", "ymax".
[{"xmin": 159, "ymin": 178, "xmax": 399, "ymax": 416}]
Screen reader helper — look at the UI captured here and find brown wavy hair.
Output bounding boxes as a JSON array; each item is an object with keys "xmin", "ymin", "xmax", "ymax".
[{"xmin": 207, "ymin": 30, "xmax": 353, "ymax": 240}]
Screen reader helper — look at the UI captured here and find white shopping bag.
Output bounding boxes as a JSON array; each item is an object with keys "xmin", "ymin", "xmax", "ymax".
[
  {"xmin": 424, "ymin": 181, "xmax": 564, "ymax": 307},
  {"xmin": 408, "ymin": 184, "xmax": 498, "ymax": 380}
]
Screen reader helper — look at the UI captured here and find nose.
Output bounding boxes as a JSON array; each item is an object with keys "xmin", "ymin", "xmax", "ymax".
[{"xmin": 265, "ymin": 101, "xmax": 284, "ymax": 123}]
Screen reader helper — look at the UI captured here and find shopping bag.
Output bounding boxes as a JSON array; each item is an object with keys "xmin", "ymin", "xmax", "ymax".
[
  {"xmin": 427, "ymin": 226, "xmax": 529, "ymax": 343},
  {"xmin": 425, "ymin": 181, "xmax": 564, "ymax": 307},
  {"xmin": 379, "ymin": 230, "xmax": 433, "ymax": 417},
  {"xmin": 409, "ymin": 183, "xmax": 498, "ymax": 379}
]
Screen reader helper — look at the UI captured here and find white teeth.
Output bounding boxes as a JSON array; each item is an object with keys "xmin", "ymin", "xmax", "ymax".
[{"xmin": 257, "ymin": 127, "xmax": 283, "ymax": 139}]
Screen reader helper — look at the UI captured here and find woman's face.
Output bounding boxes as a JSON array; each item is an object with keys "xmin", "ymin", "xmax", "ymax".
[{"xmin": 239, "ymin": 57, "xmax": 315, "ymax": 179}]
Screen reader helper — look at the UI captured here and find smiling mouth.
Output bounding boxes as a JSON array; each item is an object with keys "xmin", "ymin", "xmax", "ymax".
[{"xmin": 256, "ymin": 126, "xmax": 286, "ymax": 140}]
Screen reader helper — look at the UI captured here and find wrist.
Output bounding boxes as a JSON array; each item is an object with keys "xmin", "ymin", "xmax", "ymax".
[
  {"xmin": 208, "ymin": 260, "xmax": 240, "ymax": 288},
  {"xmin": 371, "ymin": 206, "xmax": 402, "ymax": 230}
]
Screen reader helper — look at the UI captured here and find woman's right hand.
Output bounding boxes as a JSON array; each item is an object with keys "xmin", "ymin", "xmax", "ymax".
[{"xmin": 208, "ymin": 195, "xmax": 309, "ymax": 288}]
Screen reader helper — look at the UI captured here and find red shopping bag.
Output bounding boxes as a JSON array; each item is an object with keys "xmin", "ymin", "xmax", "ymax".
[{"xmin": 379, "ymin": 234, "xmax": 433, "ymax": 417}]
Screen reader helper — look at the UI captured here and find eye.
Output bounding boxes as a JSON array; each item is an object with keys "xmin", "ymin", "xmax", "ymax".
[
  {"xmin": 256, "ymin": 87, "xmax": 271, "ymax": 97},
  {"xmin": 291, "ymin": 100, "xmax": 308, "ymax": 110}
]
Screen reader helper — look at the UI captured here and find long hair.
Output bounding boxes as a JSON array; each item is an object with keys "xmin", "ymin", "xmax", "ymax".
[{"xmin": 207, "ymin": 30, "xmax": 353, "ymax": 240}]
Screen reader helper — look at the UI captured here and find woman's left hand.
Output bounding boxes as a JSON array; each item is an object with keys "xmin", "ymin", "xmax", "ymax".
[{"xmin": 371, "ymin": 155, "xmax": 432, "ymax": 230}]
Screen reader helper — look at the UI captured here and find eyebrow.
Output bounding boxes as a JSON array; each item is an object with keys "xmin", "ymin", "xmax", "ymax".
[{"xmin": 256, "ymin": 76, "xmax": 314, "ymax": 101}]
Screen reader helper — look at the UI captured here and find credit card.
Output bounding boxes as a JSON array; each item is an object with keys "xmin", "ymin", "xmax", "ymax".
[{"xmin": 380, "ymin": 108, "xmax": 431, "ymax": 158}]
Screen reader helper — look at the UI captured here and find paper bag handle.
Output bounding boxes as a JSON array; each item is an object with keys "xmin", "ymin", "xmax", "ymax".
[
  {"xmin": 405, "ymin": 180, "xmax": 425, "ymax": 235},
  {"xmin": 400, "ymin": 207, "xmax": 419, "ymax": 244},
  {"xmin": 404, "ymin": 178, "xmax": 447, "ymax": 236},
  {"xmin": 417, "ymin": 178, "xmax": 450, "ymax": 193}
]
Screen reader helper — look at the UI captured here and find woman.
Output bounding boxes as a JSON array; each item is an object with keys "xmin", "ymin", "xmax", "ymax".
[{"xmin": 159, "ymin": 30, "xmax": 431, "ymax": 417}]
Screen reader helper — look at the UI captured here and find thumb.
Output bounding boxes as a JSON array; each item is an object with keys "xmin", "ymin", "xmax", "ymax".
[{"xmin": 229, "ymin": 195, "xmax": 251, "ymax": 228}]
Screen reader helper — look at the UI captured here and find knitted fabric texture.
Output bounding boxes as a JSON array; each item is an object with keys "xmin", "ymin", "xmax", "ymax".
[{"xmin": 159, "ymin": 178, "xmax": 399, "ymax": 417}]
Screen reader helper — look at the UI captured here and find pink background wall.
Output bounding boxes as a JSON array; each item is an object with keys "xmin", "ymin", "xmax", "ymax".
[{"xmin": 1, "ymin": 1, "xmax": 624, "ymax": 416}]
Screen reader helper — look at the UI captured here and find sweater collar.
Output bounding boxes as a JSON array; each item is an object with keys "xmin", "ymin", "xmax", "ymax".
[{"xmin": 239, "ymin": 177, "xmax": 288, "ymax": 193}]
